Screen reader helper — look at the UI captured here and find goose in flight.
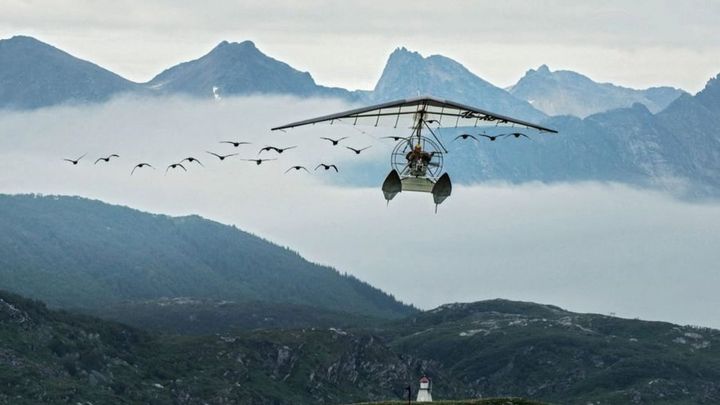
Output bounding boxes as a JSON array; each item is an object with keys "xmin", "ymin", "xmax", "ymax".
[
  {"xmin": 206, "ymin": 151, "xmax": 238, "ymax": 161},
  {"xmin": 319, "ymin": 137, "xmax": 348, "ymax": 146},
  {"xmin": 503, "ymin": 132, "xmax": 531, "ymax": 139},
  {"xmin": 220, "ymin": 141, "xmax": 251, "ymax": 147},
  {"xmin": 94, "ymin": 154, "xmax": 119, "ymax": 164},
  {"xmin": 480, "ymin": 134, "xmax": 503, "ymax": 141},
  {"xmin": 165, "ymin": 163, "xmax": 187, "ymax": 174},
  {"xmin": 285, "ymin": 165, "xmax": 310, "ymax": 173},
  {"xmin": 242, "ymin": 158, "xmax": 277, "ymax": 165},
  {"xmin": 381, "ymin": 136, "xmax": 410, "ymax": 142},
  {"xmin": 315, "ymin": 164, "xmax": 338, "ymax": 172},
  {"xmin": 131, "ymin": 163, "xmax": 154, "ymax": 175},
  {"xmin": 346, "ymin": 146, "xmax": 372, "ymax": 155},
  {"xmin": 181, "ymin": 157, "xmax": 204, "ymax": 167},
  {"xmin": 259, "ymin": 146, "xmax": 297, "ymax": 154},
  {"xmin": 63, "ymin": 153, "xmax": 87, "ymax": 165},
  {"xmin": 453, "ymin": 134, "xmax": 478, "ymax": 141}
]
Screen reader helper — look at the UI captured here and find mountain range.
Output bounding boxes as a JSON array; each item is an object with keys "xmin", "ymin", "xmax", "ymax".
[
  {"xmin": 0, "ymin": 35, "xmax": 685, "ymax": 120},
  {"xmin": 1, "ymin": 35, "xmax": 718, "ymax": 195},
  {"xmin": 344, "ymin": 72, "xmax": 720, "ymax": 197},
  {"xmin": 508, "ymin": 64, "xmax": 686, "ymax": 118}
]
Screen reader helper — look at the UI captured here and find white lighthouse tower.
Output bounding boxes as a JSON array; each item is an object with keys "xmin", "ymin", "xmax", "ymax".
[{"xmin": 416, "ymin": 376, "xmax": 432, "ymax": 402}]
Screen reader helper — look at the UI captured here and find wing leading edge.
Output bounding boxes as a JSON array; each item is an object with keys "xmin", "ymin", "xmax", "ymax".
[{"xmin": 271, "ymin": 96, "xmax": 558, "ymax": 133}]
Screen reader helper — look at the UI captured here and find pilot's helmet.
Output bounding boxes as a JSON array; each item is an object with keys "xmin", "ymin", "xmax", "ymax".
[{"xmin": 414, "ymin": 144, "xmax": 422, "ymax": 151}]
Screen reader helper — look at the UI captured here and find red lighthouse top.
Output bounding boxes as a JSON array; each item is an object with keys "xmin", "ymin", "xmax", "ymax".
[{"xmin": 419, "ymin": 376, "xmax": 430, "ymax": 383}]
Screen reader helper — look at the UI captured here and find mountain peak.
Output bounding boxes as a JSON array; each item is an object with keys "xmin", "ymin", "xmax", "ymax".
[
  {"xmin": 695, "ymin": 72, "xmax": 720, "ymax": 112},
  {"xmin": 6, "ymin": 34, "xmax": 42, "ymax": 43},
  {"xmin": 536, "ymin": 64, "xmax": 551, "ymax": 74},
  {"xmin": 146, "ymin": 39, "xmax": 352, "ymax": 98},
  {"xmin": 387, "ymin": 46, "xmax": 422, "ymax": 62},
  {"xmin": 510, "ymin": 65, "xmax": 685, "ymax": 117},
  {"xmin": 372, "ymin": 47, "xmax": 545, "ymax": 120},
  {"xmin": 0, "ymin": 35, "xmax": 138, "ymax": 109},
  {"xmin": 210, "ymin": 39, "xmax": 259, "ymax": 55}
]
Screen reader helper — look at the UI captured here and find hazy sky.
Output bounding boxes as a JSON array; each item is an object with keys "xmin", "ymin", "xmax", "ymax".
[
  {"xmin": 1, "ymin": 96, "xmax": 719, "ymax": 328},
  {"xmin": 2, "ymin": 0, "xmax": 720, "ymax": 92}
]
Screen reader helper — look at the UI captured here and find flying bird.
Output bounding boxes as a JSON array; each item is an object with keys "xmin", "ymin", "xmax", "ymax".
[
  {"xmin": 346, "ymin": 146, "xmax": 372, "ymax": 155},
  {"xmin": 285, "ymin": 165, "xmax": 310, "ymax": 173},
  {"xmin": 165, "ymin": 163, "xmax": 187, "ymax": 174},
  {"xmin": 94, "ymin": 154, "xmax": 119, "ymax": 164},
  {"xmin": 315, "ymin": 164, "xmax": 338, "ymax": 172},
  {"xmin": 319, "ymin": 136, "xmax": 348, "ymax": 146},
  {"xmin": 259, "ymin": 146, "xmax": 297, "ymax": 154},
  {"xmin": 453, "ymin": 134, "xmax": 478, "ymax": 141},
  {"xmin": 503, "ymin": 132, "xmax": 531, "ymax": 140},
  {"xmin": 381, "ymin": 136, "xmax": 411, "ymax": 142},
  {"xmin": 206, "ymin": 151, "xmax": 238, "ymax": 161},
  {"xmin": 242, "ymin": 158, "xmax": 277, "ymax": 165},
  {"xmin": 63, "ymin": 153, "xmax": 87, "ymax": 165},
  {"xmin": 181, "ymin": 157, "xmax": 204, "ymax": 166},
  {"xmin": 131, "ymin": 163, "xmax": 154, "ymax": 175},
  {"xmin": 220, "ymin": 141, "xmax": 251, "ymax": 147},
  {"xmin": 480, "ymin": 134, "xmax": 503, "ymax": 141}
]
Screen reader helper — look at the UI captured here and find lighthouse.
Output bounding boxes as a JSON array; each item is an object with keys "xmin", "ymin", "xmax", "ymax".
[{"xmin": 416, "ymin": 376, "xmax": 432, "ymax": 402}]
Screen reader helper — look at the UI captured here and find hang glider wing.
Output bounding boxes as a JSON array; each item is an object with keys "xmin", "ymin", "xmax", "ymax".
[{"xmin": 271, "ymin": 96, "xmax": 558, "ymax": 133}]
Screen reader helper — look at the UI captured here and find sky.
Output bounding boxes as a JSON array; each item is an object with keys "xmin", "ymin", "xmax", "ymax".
[
  {"xmin": 2, "ymin": 0, "xmax": 720, "ymax": 92},
  {"xmin": 1, "ymin": 96, "xmax": 719, "ymax": 328}
]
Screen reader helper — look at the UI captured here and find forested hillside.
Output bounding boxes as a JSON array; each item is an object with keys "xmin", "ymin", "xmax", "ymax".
[
  {"xmin": 2, "ymin": 290, "xmax": 719, "ymax": 404},
  {"xmin": 0, "ymin": 194, "xmax": 413, "ymax": 319}
]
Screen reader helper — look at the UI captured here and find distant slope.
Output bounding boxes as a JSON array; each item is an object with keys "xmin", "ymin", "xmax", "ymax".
[
  {"xmin": 395, "ymin": 72, "xmax": 719, "ymax": 196},
  {"xmin": 370, "ymin": 48, "xmax": 546, "ymax": 122},
  {"xmin": 88, "ymin": 298, "xmax": 386, "ymax": 335},
  {"xmin": 0, "ymin": 36, "xmax": 141, "ymax": 109},
  {"xmin": 2, "ymin": 289, "xmax": 719, "ymax": 404},
  {"xmin": 0, "ymin": 289, "xmax": 424, "ymax": 405},
  {"xmin": 0, "ymin": 194, "xmax": 413, "ymax": 319},
  {"xmin": 388, "ymin": 299, "xmax": 720, "ymax": 404},
  {"xmin": 147, "ymin": 40, "xmax": 354, "ymax": 100},
  {"xmin": 509, "ymin": 65, "xmax": 686, "ymax": 117}
]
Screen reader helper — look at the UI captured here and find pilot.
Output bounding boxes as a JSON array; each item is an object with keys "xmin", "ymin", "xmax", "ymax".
[
  {"xmin": 406, "ymin": 145, "xmax": 423, "ymax": 165},
  {"xmin": 406, "ymin": 145, "xmax": 433, "ymax": 173}
]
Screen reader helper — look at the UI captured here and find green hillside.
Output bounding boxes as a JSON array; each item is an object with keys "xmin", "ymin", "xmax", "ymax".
[
  {"xmin": 0, "ymin": 194, "xmax": 413, "ymax": 319},
  {"xmin": 85, "ymin": 298, "xmax": 386, "ymax": 335},
  {"xmin": 388, "ymin": 300, "xmax": 720, "ymax": 404},
  {"xmin": 0, "ymin": 290, "xmax": 427, "ymax": 404},
  {"xmin": 2, "ymin": 287, "xmax": 719, "ymax": 404}
]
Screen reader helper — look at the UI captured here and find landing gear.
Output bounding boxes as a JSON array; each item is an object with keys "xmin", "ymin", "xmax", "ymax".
[{"xmin": 382, "ymin": 135, "xmax": 452, "ymax": 211}]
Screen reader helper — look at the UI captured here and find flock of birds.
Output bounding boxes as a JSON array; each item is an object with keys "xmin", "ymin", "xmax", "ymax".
[
  {"xmin": 62, "ymin": 125, "xmax": 532, "ymax": 175},
  {"xmin": 62, "ymin": 137, "xmax": 372, "ymax": 175},
  {"xmin": 452, "ymin": 131, "xmax": 530, "ymax": 142}
]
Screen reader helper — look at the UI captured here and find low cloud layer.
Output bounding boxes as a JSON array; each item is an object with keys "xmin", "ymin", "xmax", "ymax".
[{"xmin": 1, "ymin": 96, "xmax": 719, "ymax": 328}]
